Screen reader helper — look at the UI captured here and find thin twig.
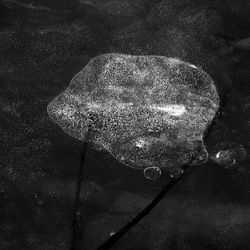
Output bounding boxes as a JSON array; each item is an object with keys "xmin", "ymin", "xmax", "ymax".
[
  {"xmin": 97, "ymin": 167, "xmax": 187, "ymax": 250},
  {"xmin": 70, "ymin": 136, "xmax": 89, "ymax": 250}
]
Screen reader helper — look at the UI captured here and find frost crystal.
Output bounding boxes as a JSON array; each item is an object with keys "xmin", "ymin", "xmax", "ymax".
[{"xmin": 47, "ymin": 53, "xmax": 219, "ymax": 175}]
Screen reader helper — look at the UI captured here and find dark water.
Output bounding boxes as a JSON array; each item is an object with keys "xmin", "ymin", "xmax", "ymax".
[{"xmin": 1, "ymin": 0, "xmax": 250, "ymax": 249}]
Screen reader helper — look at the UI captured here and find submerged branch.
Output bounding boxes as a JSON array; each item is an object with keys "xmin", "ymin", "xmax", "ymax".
[
  {"xmin": 98, "ymin": 166, "xmax": 187, "ymax": 250},
  {"xmin": 70, "ymin": 136, "xmax": 89, "ymax": 250}
]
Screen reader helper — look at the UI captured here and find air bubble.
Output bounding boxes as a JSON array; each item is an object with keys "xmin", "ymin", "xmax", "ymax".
[
  {"xmin": 213, "ymin": 145, "xmax": 247, "ymax": 169},
  {"xmin": 143, "ymin": 166, "xmax": 162, "ymax": 180}
]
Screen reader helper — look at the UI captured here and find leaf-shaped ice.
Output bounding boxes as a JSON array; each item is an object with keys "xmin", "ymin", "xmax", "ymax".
[{"xmin": 47, "ymin": 53, "xmax": 219, "ymax": 176}]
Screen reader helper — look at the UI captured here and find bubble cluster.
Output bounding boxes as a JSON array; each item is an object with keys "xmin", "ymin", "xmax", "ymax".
[{"xmin": 47, "ymin": 53, "xmax": 219, "ymax": 176}]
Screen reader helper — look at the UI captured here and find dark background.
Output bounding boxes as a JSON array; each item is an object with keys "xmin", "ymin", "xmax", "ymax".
[{"xmin": 1, "ymin": 0, "xmax": 250, "ymax": 249}]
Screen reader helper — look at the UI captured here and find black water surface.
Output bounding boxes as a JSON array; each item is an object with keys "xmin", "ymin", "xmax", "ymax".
[{"xmin": 1, "ymin": 0, "xmax": 250, "ymax": 249}]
